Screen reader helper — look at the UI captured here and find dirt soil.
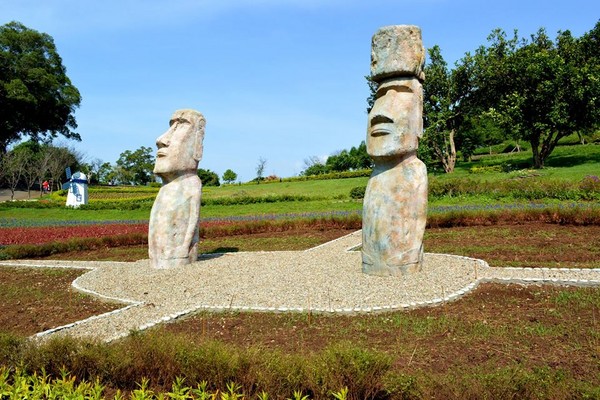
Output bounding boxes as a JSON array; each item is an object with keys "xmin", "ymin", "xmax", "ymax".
[
  {"xmin": 163, "ymin": 283, "xmax": 600, "ymax": 380},
  {"xmin": 0, "ymin": 189, "xmax": 37, "ymax": 202},
  {"xmin": 0, "ymin": 267, "xmax": 120, "ymax": 336}
]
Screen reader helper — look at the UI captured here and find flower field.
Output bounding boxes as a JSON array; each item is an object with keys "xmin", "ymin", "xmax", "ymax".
[{"xmin": 0, "ymin": 223, "xmax": 148, "ymax": 245}]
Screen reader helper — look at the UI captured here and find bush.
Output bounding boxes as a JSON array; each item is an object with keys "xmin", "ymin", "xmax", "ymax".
[
  {"xmin": 308, "ymin": 342, "xmax": 392, "ymax": 399},
  {"xmin": 349, "ymin": 186, "xmax": 366, "ymax": 199}
]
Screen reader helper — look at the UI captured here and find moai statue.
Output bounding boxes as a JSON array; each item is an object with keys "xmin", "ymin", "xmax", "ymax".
[
  {"xmin": 149, "ymin": 109, "xmax": 205, "ymax": 269},
  {"xmin": 362, "ymin": 25, "xmax": 428, "ymax": 276}
]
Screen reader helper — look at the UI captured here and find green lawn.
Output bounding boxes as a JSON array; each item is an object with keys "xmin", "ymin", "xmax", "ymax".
[
  {"xmin": 202, "ymin": 176, "xmax": 368, "ymax": 199},
  {"xmin": 447, "ymin": 142, "xmax": 600, "ymax": 181}
]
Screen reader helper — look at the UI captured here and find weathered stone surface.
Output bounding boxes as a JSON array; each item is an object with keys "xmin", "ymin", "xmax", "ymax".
[
  {"xmin": 370, "ymin": 25, "xmax": 425, "ymax": 82},
  {"xmin": 149, "ymin": 109, "xmax": 205, "ymax": 269},
  {"xmin": 362, "ymin": 155, "xmax": 427, "ymax": 276},
  {"xmin": 362, "ymin": 26, "xmax": 428, "ymax": 276},
  {"xmin": 366, "ymin": 78, "xmax": 423, "ymax": 158}
]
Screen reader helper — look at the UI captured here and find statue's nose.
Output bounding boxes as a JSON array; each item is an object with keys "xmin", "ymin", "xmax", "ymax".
[{"xmin": 156, "ymin": 133, "xmax": 170, "ymax": 148}]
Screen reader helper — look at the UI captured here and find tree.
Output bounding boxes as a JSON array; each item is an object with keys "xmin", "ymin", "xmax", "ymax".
[
  {"xmin": 456, "ymin": 114, "xmax": 505, "ymax": 160},
  {"xmin": 115, "ymin": 146, "xmax": 155, "ymax": 185},
  {"xmin": 197, "ymin": 168, "xmax": 220, "ymax": 186},
  {"xmin": 80, "ymin": 158, "xmax": 103, "ymax": 185},
  {"xmin": 349, "ymin": 141, "xmax": 372, "ymax": 169},
  {"xmin": 302, "ymin": 156, "xmax": 329, "ymax": 176},
  {"xmin": 0, "ymin": 21, "xmax": 82, "ymax": 154},
  {"xmin": 46, "ymin": 145, "xmax": 78, "ymax": 191},
  {"xmin": 326, "ymin": 149, "xmax": 353, "ymax": 172},
  {"xmin": 459, "ymin": 23, "xmax": 600, "ymax": 168},
  {"xmin": 255, "ymin": 157, "xmax": 267, "ymax": 183},
  {"xmin": 422, "ymin": 45, "xmax": 462, "ymax": 173},
  {"xmin": 96, "ymin": 162, "xmax": 114, "ymax": 185},
  {"xmin": 10, "ymin": 141, "xmax": 41, "ymax": 197},
  {"xmin": 0, "ymin": 147, "xmax": 27, "ymax": 200},
  {"xmin": 222, "ymin": 169, "xmax": 237, "ymax": 184}
]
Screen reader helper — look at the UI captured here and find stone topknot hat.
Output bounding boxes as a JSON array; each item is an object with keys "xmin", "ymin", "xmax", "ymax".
[{"xmin": 370, "ymin": 25, "xmax": 425, "ymax": 83}]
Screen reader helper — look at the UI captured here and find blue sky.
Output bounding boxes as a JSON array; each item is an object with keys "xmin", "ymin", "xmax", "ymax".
[{"xmin": 2, "ymin": 0, "xmax": 599, "ymax": 182}]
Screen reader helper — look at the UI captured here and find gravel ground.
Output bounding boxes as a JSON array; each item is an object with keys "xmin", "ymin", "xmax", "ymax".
[{"xmin": 2, "ymin": 230, "xmax": 600, "ymax": 342}]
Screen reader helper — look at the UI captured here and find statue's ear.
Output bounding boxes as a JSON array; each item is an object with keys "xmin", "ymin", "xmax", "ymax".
[{"xmin": 193, "ymin": 118, "xmax": 206, "ymax": 161}]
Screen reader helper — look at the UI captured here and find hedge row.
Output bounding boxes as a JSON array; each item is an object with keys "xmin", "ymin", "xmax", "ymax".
[
  {"xmin": 429, "ymin": 175, "xmax": 600, "ymax": 201},
  {"xmin": 280, "ymin": 169, "xmax": 372, "ymax": 183},
  {"xmin": 0, "ymin": 233, "xmax": 147, "ymax": 260},
  {"xmin": 0, "ymin": 194, "xmax": 326, "ymax": 210},
  {"xmin": 350, "ymin": 176, "xmax": 600, "ymax": 201}
]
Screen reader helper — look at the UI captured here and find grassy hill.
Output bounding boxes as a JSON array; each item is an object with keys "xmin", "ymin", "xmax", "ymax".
[{"xmin": 1, "ymin": 141, "xmax": 598, "ymax": 222}]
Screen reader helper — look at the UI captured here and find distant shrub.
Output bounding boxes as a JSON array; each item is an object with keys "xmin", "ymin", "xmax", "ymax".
[
  {"xmin": 264, "ymin": 175, "xmax": 280, "ymax": 182},
  {"xmin": 349, "ymin": 186, "xmax": 366, "ymax": 199},
  {"xmin": 580, "ymin": 175, "xmax": 600, "ymax": 200}
]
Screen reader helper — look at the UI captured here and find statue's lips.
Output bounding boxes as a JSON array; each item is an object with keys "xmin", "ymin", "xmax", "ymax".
[{"xmin": 156, "ymin": 150, "xmax": 168, "ymax": 158}]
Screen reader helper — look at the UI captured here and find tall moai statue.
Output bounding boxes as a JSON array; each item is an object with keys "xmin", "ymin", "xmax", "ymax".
[
  {"xmin": 362, "ymin": 25, "xmax": 428, "ymax": 276},
  {"xmin": 149, "ymin": 109, "xmax": 205, "ymax": 269}
]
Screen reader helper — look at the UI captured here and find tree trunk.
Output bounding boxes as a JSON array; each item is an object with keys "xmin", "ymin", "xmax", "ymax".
[
  {"xmin": 443, "ymin": 129, "xmax": 457, "ymax": 173},
  {"xmin": 532, "ymin": 148, "xmax": 543, "ymax": 169}
]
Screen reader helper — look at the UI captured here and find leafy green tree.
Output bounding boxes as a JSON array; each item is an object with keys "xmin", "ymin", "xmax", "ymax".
[
  {"xmin": 326, "ymin": 150, "xmax": 354, "ymax": 172},
  {"xmin": 302, "ymin": 156, "xmax": 329, "ymax": 176},
  {"xmin": 96, "ymin": 162, "xmax": 114, "ymax": 185},
  {"xmin": 349, "ymin": 141, "xmax": 372, "ymax": 169},
  {"xmin": 198, "ymin": 168, "xmax": 220, "ymax": 186},
  {"xmin": 456, "ymin": 114, "xmax": 505, "ymax": 160},
  {"xmin": 222, "ymin": 169, "xmax": 237, "ymax": 184},
  {"xmin": 460, "ymin": 23, "xmax": 600, "ymax": 168},
  {"xmin": 0, "ymin": 21, "xmax": 81, "ymax": 154},
  {"xmin": 422, "ymin": 45, "xmax": 462, "ymax": 173},
  {"xmin": 115, "ymin": 146, "xmax": 155, "ymax": 185}
]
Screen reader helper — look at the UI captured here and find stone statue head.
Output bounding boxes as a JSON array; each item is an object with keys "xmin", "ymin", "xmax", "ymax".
[
  {"xmin": 366, "ymin": 77, "xmax": 423, "ymax": 158},
  {"xmin": 153, "ymin": 109, "xmax": 205, "ymax": 179}
]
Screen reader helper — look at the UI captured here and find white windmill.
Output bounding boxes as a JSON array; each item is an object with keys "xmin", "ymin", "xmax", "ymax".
[{"xmin": 63, "ymin": 167, "xmax": 89, "ymax": 207}]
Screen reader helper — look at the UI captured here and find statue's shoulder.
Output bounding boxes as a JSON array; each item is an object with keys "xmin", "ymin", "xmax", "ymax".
[{"xmin": 406, "ymin": 157, "xmax": 427, "ymax": 173}]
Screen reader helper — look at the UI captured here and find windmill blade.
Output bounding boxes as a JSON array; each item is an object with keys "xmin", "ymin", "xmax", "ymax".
[{"xmin": 65, "ymin": 167, "xmax": 72, "ymax": 180}]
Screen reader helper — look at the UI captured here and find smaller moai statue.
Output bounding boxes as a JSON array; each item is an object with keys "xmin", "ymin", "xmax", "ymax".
[
  {"xmin": 149, "ymin": 109, "xmax": 205, "ymax": 269},
  {"xmin": 362, "ymin": 25, "xmax": 428, "ymax": 276}
]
